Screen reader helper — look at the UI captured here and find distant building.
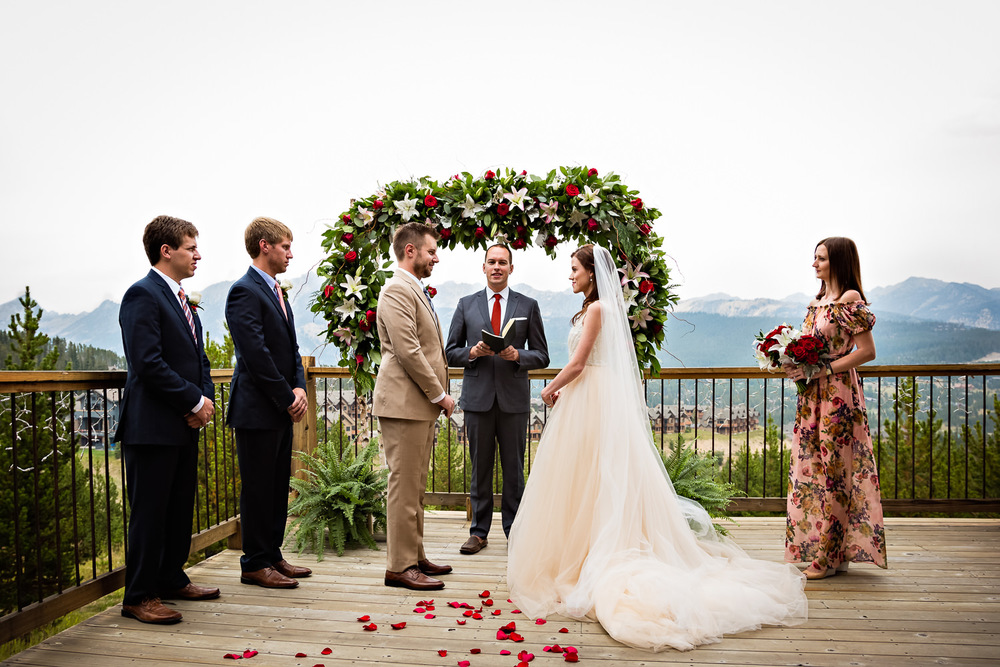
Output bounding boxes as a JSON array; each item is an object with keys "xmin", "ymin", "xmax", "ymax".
[{"xmin": 73, "ymin": 388, "xmax": 120, "ymax": 450}]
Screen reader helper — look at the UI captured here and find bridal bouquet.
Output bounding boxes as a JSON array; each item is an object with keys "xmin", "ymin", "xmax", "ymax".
[{"xmin": 753, "ymin": 324, "xmax": 829, "ymax": 394}]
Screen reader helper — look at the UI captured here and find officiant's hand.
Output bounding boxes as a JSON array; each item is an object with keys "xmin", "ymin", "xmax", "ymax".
[
  {"xmin": 470, "ymin": 341, "xmax": 495, "ymax": 359},
  {"xmin": 498, "ymin": 345, "xmax": 519, "ymax": 362}
]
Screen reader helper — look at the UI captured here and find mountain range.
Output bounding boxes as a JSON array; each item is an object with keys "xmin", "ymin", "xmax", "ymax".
[{"xmin": 4, "ymin": 276, "xmax": 1000, "ymax": 369}]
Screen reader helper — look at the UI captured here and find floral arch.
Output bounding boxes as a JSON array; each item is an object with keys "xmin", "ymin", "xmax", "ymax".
[{"xmin": 313, "ymin": 166, "xmax": 678, "ymax": 393}]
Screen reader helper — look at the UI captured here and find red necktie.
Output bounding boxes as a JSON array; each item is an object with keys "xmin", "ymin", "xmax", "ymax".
[
  {"xmin": 177, "ymin": 287, "xmax": 197, "ymax": 341},
  {"xmin": 491, "ymin": 293, "xmax": 502, "ymax": 335}
]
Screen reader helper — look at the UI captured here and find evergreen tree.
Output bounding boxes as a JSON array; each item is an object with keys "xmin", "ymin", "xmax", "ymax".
[{"xmin": 5, "ymin": 287, "xmax": 60, "ymax": 371}]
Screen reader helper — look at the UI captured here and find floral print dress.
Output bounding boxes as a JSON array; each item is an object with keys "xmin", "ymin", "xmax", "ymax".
[{"xmin": 786, "ymin": 301, "xmax": 888, "ymax": 570}]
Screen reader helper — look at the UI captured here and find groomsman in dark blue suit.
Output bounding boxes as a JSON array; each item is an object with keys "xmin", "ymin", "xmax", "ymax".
[
  {"xmin": 226, "ymin": 217, "xmax": 311, "ymax": 589},
  {"xmin": 117, "ymin": 215, "xmax": 220, "ymax": 624}
]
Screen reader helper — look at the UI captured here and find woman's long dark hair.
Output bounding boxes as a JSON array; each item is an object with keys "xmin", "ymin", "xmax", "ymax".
[
  {"xmin": 571, "ymin": 244, "xmax": 599, "ymax": 324},
  {"xmin": 816, "ymin": 236, "xmax": 867, "ymax": 302}
]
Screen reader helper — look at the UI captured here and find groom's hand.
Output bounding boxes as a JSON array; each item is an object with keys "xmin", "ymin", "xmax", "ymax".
[{"xmin": 436, "ymin": 394, "xmax": 456, "ymax": 418}]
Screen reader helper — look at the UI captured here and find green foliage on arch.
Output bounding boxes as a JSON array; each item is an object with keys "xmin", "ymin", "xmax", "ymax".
[{"xmin": 313, "ymin": 166, "xmax": 678, "ymax": 393}]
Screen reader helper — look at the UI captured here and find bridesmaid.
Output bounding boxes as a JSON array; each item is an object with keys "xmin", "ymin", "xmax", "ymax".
[{"xmin": 783, "ymin": 237, "xmax": 888, "ymax": 579}]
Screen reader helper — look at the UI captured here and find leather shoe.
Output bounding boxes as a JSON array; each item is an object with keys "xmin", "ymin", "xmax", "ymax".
[
  {"xmin": 161, "ymin": 582, "xmax": 221, "ymax": 600},
  {"xmin": 418, "ymin": 559, "xmax": 452, "ymax": 576},
  {"xmin": 241, "ymin": 567, "xmax": 298, "ymax": 589},
  {"xmin": 274, "ymin": 559, "xmax": 312, "ymax": 578},
  {"xmin": 384, "ymin": 566, "xmax": 444, "ymax": 591},
  {"xmin": 460, "ymin": 535, "xmax": 487, "ymax": 554},
  {"xmin": 121, "ymin": 598, "xmax": 182, "ymax": 624}
]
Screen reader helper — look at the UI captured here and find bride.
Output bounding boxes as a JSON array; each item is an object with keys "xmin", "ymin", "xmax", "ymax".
[{"xmin": 506, "ymin": 244, "xmax": 808, "ymax": 652}]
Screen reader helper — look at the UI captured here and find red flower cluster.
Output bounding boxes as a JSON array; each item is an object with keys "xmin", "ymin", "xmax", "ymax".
[
  {"xmin": 638, "ymin": 223, "xmax": 651, "ymax": 236},
  {"xmin": 426, "ymin": 286, "xmax": 437, "ymax": 297},
  {"xmin": 342, "ymin": 232, "xmax": 354, "ymax": 245},
  {"xmin": 786, "ymin": 334, "xmax": 824, "ymax": 366},
  {"xmin": 373, "ymin": 200, "xmax": 384, "ymax": 210},
  {"xmin": 475, "ymin": 226, "xmax": 486, "ymax": 238},
  {"xmin": 323, "ymin": 284, "xmax": 335, "ymax": 299},
  {"xmin": 341, "ymin": 214, "xmax": 351, "ymax": 223},
  {"xmin": 485, "ymin": 170, "xmax": 495, "ymax": 180},
  {"xmin": 630, "ymin": 197, "xmax": 643, "ymax": 209},
  {"xmin": 587, "ymin": 218, "xmax": 599, "ymax": 232},
  {"xmin": 638, "ymin": 279, "xmax": 654, "ymax": 294},
  {"xmin": 345, "ymin": 250, "xmax": 358, "ymax": 262},
  {"xmin": 511, "ymin": 238, "xmax": 526, "ymax": 249},
  {"xmin": 440, "ymin": 228, "xmax": 452, "ymax": 239},
  {"xmin": 587, "ymin": 167, "xmax": 598, "ymax": 176},
  {"xmin": 565, "ymin": 184, "xmax": 579, "ymax": 197},
  {"xmin": 497, "ymin": 203, "xmax": 510, "ymax": 216},
  {"xmin": 544, "ymin": 235, "xmax": 559, "ymax": 248},
  {"xmin": 424, "ymin": 194, "xmax": 438, "ymax": 207}
]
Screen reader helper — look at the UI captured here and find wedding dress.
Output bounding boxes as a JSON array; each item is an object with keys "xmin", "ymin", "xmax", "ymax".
[{"xmin": 506, "ymin": 246, "xmax": 808, "ymax": 652}]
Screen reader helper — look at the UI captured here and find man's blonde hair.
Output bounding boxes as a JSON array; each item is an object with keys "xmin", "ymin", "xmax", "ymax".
[{"xmin": 245, "ymin": 217, "xmax": 293, "ymax": 258}]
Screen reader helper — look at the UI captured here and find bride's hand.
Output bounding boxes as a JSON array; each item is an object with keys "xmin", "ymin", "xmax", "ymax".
[{"xmin": 541, "ymin": 386, "xmax": 559, "ymax": 407}]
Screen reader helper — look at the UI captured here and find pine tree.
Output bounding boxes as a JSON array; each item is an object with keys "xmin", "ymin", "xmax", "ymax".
[{"xmin": 5, "ymin": 287, "xmax": 60, "ymax": 371}]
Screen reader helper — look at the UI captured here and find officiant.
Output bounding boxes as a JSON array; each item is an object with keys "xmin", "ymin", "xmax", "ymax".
[{"xmin": 445, "ymin": 244, "xmax": 549, "ymax": 554}]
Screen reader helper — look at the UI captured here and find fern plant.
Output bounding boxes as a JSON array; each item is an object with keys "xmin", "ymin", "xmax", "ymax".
[
  {"xmin": 659, "ymin": 438, "xmax": 743, "ymax": 534},
  {"xmin": 288, "ymin": 437, "xmax": 388, "ymax": 559}
]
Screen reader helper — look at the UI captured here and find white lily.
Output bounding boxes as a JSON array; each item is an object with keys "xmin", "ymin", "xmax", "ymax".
[
  {"xmin": 579, "ymin": 185, "xmax": 602, "ymax": 207},
  {"xmin": 333, "ymin": 327, "xmax": 357, "ymax": 347},
  {"xmin": 357, "ymin": 206, "xmax": 375, "ymax": 225},
  {"xmin": 460, "ymin": 194, "xmax": 485, "ymax": 219},
  {"xmin": 538, "ymin": 200, "xmax": 560, "ymax": 224},
  {"xmin": 621, "ymin": 285, "xmax": 639, "ymax": 309},
  {"xmin": 618, "ymin": 261, "xmax": 650, "ymax": 287},
  {"xmin": 394, "ymin": 194, "xmax": 418, "ymax": 222},
  {"xmin": 335, "ymin": 298, "xmax": 361, "ymax": 321},
  {"xmin": 340, "ymin": 274, "xmax": 367, "ymax": 298},
  {"xmin": 629, "ymin": 308, "xmax": 653, "ymax": 330},
  {"xmin": 504, "ymin": 187, "xmax": 529, "ymax": 211},
  {"xmin": 568, "ymin": 208, "xmax": 586, "ymax": 227}
]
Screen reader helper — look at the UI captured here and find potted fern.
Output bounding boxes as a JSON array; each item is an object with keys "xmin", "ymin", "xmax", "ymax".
[
  {"xmin": 660, "ymin": 437, "xmax": 742, "ymax": 534},
  {"xmin": 287, "ymin": 437, "xmax": 388, "ymax": 559}
]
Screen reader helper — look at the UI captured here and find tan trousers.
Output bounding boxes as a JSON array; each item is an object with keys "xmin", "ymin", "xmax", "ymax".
[{"xmin": 379, "ymin": 416, "xmax": 435, "ymax": 572}]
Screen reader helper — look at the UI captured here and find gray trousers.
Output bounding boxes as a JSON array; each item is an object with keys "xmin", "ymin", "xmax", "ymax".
[{"xmin": 465, "ymin": 400, "xmax": 528, "ymax": 539}]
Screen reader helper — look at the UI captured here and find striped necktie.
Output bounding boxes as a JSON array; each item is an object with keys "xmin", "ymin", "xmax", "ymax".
[{"xmin": 177, "ymin": 287, "xmax": 197, "ymax": 341}]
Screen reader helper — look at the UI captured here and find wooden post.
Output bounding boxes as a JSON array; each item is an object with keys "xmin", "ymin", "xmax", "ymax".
[{"xmin": 291, "ymin": 355, "xmax": 317, "ymax": 483}]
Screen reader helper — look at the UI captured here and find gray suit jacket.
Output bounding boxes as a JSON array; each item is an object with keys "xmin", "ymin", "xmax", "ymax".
[{"xmin": 445, "ymin": 288, "xmax": 549, "ymax": 413}]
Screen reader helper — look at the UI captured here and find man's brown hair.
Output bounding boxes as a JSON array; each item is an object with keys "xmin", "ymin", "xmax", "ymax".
[
  {"xmin": 142, "ymin": 215, "xmax": 198, "ymax": 266},
  {"xmin": 392, "ymin": 222, "xmax": 439, "ymax": 260},
  {"xmin": 245, "ymin": 217, "xmax": 294, "ymax": 258}
]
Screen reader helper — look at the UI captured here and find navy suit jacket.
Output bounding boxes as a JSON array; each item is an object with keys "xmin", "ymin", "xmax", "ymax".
[
  {"xmin": 445, "ymin": 288, "xmax": 549, "ymax": 413},
  {"xmin": 116, "ymin": 270, "xmax": 213, "ymax": 446},
  {"xmin": 225, "ymin": 268, "xmax": 306, "ymax": 430}
]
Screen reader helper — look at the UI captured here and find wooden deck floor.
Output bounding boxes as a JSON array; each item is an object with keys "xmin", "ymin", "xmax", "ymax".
[{"xmin": 4, "ymin": 514, "xmax": 999, "ymax": 667}]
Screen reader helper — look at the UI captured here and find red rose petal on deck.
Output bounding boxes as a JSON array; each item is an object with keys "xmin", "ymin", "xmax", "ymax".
[
  {"xmin": 425, "ymin": 613, "xmax": 436, "ymax": 619},
  {"xmin": 511, "ymin": 609, "xmax": 522, "ymax": 613},
  {"xmin": 391, "ymin": 622, "xmax": 406, "ymax": 629},
  {"xmin": 565, "ymin": 646, "xmax": 578, "ymax": 653},
  {"xmin": 425, "ymin": 605, "xmax": 435, "ymax": 611},
  {"xmin": 564, "ymin": 654, "xmax": 579, "ymax": 663},
  {"xmin": 456, "ymin": 619, "xmax": 467, "ymax": 625},
  {"xmin": 242, "ymin": 650, "xmax": 258, "ymax": 658},
  {"xmin": 483, "ymin": 599, "xmax": 493, "ymax": 606},
  {"xmin": 356, "ymin": 615, "xmax": 370, "ymax": 622},
  {"xmin": 295, "ymin": 653, "xmax": 307, "ymax": 658},
  {"xmin": 458, "ymin": 661, "xmax": 471, "ymax": 667},
  {"xmin": 438, "ymin": 650, "xmax": 447, "ymax": 657},
  {"xmin": 507, "ymin": 599, "xmax": 513, "ymax": 603},
  {"xmin": 518, "ymin": 650, "xmax": 535, "ymax": 662},
  {"xmin": 509, "ymin": 632, "xmax": 524, "ymax": 642},
  {"xmin": 479, "ymin": 590, "xmax": 490, "ymax": 598},
  {"xmin": 500, "ymin": 650, "xmax": 511, "ymax": 655},
  {"xmin": 470, "ymin": 648, "xmax": 481, "ymax": 654},
  {"xmin": 502, "ymin": 621, "xmax": 516, "ymax": 631},
  {"xmin": 413, "ymin": 607, "xmax": 425, "ymax": 613},
  {"xmin": 463, "ymin": 609, "xmax": 473, "ymax": 617},
  {"xmin": 449, "ymin": 601, "xmax": 462, "ymax": 608},
  {"xmin": 362, "ymin": 623, "xmax": 377, "ymax": 631},
  {"xmin": 472, "ymin": 612, "xmax": 483, "ymax": 620},
  {"xmin": 418, "ymin": 599, "xmax": 434, "ymax": 606},
  {"xmin": 496, "ymin": 630, "xmax": 509, "ymax": 640},
  {"xmin": 491, "ymin": 610, "xmax": 502, "ymax": 616},
  {"xmin": 534, "ymin": 618, "xmax": 546, "ymax": 625},
  {"xmin": 321, "ymin": 647, "xmax": 333, "ymax": 654},
  {"xmin": 223, "ymin": 654, "xmax": 241, "ymax": 660},
  {"xmin": 558, "ymin": 627, "xmax": 569, "ymax": 633}
]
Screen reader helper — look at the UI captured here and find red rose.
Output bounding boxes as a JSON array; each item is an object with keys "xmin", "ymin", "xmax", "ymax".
[
  {"xmin": 342, "ymin": 214, "xmax": 352, "ymax": 223},
  {"xmin": 440, "ymin": 228, "xmax": 452, "ymax": 239},
  {"xmin": 544, "ymin": 234, "xmax": 558, "ymax": 248},
  {"xmin": 638, "ymin": 279, "xmax": 654, "ymax": 294},
  {"xmin": 587, "ymin": 218, "xmax": 599, "ymax": 232},
  {"xmin": 485, "ymin": 170, "xmax": 495, "ymax": 180},
  {"xmin": 766, "ymin": 325, "xmax": 789, "ymax": 339},
  {"xmin": 355, "ymin": 353, "xmax": 364, "ymax": 365},
  {"xmin": 511, "ymin": 238, "xmax": 526, "ymax": 249},
  {"xmin": 365, "ymin": 309, "xmax": 376, "ymax": 323},
  {"xmin": 345, "ymin": 250, "xmax": 358, "ymax": 262},
  {"xmin": 515, "ymin": 225, "xmax": 525, "ymax": 236},
  {"xmin": 323, "ymin": 284, "xmax": 335, "ymax": 299},
  {"xmin": 358, "ymin": 318, "xmax": 372, "ymax": 332},
  {"xmin": 630, "ymin": 198, "xmax": 644, "ymax": 210},
  {"xmin": 373, "ymin": 199, "xmax": 384, "ymax": 210},
  {"xmin": 651, "ymin": 322, "xmax": 663, "ymax": 334},
  {"xmin": 520, "ymin": 169, "xmax": 527, "ymax": 175},
  {"xmin": 427, "ymin": 286, "xmax": 437, "ymax": 297},
  {"xmin": 342, "ymin": 232, "xmax": 354, "ymax": 245},
  {"xmin": 497, "ymin": 202, "xmax": 510, "ymax": 216},
  {"xmin": 565, "ymin": 184, "xmax": 579, "ymax": 197},
  {"xmin": 761, "ymin": 339, "xmax": 777, "ymax": 351},
  {"xmin": 475, "ymin": 226, "xmax": 486, "ymax": 238},
  {"xmin": 424, "ymin": 194, "xmax": 438, "ymax": 207},
  {"xmin": 588, "ymin": 168, "xmax": 598, "ymax": 176},
  {"xmin": 453, "ymin": 174, "xmax": 460, "ymax": 180},
  {"xmin": 638, "ymin": 223, "xmax": 651, "ymax": 236}
]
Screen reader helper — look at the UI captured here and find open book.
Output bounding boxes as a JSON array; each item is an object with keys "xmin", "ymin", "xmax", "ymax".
[{"xmin": 481, "ymin": 317, "xmax": 525, "ymax": 354}]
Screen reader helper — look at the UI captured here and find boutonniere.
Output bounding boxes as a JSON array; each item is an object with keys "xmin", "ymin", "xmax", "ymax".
[
  {"xmin": 425, "ymin": 285, "xmax": 437, "ymax": 298},
  {"xmin": 187, "ymin": 291, "xmax": 203, "ymax": 310},
  {"xmin": 278, "ymin": 279, "xmax": 292, "ymax": 299}
]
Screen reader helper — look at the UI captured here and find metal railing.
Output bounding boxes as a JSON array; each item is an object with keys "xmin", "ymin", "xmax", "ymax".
[{"xmin": 2, "ymin": 362, "xmax": 998, "ymax": 642}]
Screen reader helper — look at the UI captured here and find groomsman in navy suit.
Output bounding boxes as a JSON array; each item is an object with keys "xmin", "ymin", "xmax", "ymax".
[
  {"xmin": 226, "ymin": 217, "xmax": 311, "ymax": 589},
  {"xmin": 446, "ymin": 244, "xmax": 549, "ymax": 554},
  {"xmin": 117, "ymin": 215, "xmax": 220, "ymax": 624}
]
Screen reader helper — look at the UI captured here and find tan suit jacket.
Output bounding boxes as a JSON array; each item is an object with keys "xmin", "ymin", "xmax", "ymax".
[{"xmin": 373, "ymin": 275, "xmax": 448, "ymax": 419}]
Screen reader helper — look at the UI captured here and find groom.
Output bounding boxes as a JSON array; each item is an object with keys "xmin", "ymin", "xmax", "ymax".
[{"xmin": 445, "ymin": 244, "xmax": 549, "ymax": 554}]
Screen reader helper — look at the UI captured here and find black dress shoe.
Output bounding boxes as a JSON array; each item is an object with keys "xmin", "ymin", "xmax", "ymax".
[
  {"xmin": 418, "ymin": 559, "xmax": 453, "ymax": 576},
  {"xmin": 384, "ymin": 566, "xmax": 444, "ymax": 591},
  {"xmin": 460, "ymin": 535, "xmax": 488, "ymax": 554}
]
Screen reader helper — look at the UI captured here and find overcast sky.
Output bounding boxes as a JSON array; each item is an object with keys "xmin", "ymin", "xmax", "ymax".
[{"xmin": 2, "ymin": 1, "xmax": 998, "ymax": 315}]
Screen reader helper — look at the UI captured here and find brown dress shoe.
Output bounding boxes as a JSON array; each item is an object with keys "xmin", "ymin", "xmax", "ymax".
[
  {"xmin": 121, "ymin": 598, "xmax": 182, "ymax": 624},
  {"xmin": 460, "ymin": 535, "xmax": 487, "ymax": 554},
  {"xmin": 240, "ymin": 566, "xmax": 298, "ymax": 589},
  {"xmin": 273, "ymin": 559, "xmax": 312, "ymax": 578},
  {"xmin": 418, "ymin": 559, "xmax": 453, "ymax": 576},
  {"xmin": 384, "ymin": 566, "xmax": 444, "ymax": 591},
  {"xmin": 161, "ymin": 582, "xmax": 221, "ymax": 600}
]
